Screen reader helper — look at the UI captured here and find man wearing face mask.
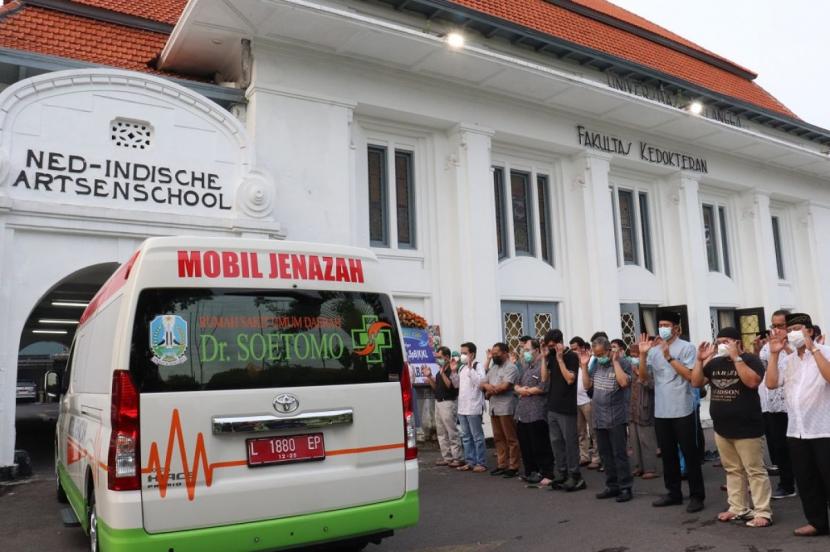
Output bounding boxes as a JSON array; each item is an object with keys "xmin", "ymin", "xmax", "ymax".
[
  {"xmin": 455, "ymin": 342, "xmax": 487, "ymax": 473},
  {"xmin": 543, "ymin": 329, "xmax": 586, "ymax": 492},
  {"xmin": 626, "ymin": 342, "xmax": 658, "ymax": 480},
  {"xmin": 638, "ymin": 310, "xmax": 704, "ymax": 513},
  {"xmin": 482, "ymin": 343, "xmax": 521, "ymax": 478},
  {"xmin": 758, "ymin": 310, "xmax": 796, "ymax": 499},
  {"xmin": 692, "ymin": 328, "xmax": 772, "ymax": 528},
  {"xmin": 766, "ymin": 313, "xmax": 830, "ymax": 537},
  {"xmin": 514, "ymin": 339, "xmax": 555, "ymax": 485},
  {"xmin": 425, "ymin": 346, "xmax": 464, "ymax": 468},
  {"xmin": 579, "ymin": 336, "xmax": 633, "ymax": 502}
]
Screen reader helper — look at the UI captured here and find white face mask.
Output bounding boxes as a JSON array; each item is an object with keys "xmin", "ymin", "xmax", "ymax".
[
  {"xmin": 788, "ymin": 330, "xmax": 806, "ymax": 349},
  {"xmin": 658, "ymin": 327, "xmax": 673, "ymax": 341},
  {"xmin": 460, "ymin": 354, "xmax": 469, "ymax": 365},
  {"xmin": 716, "ymin": 343, "xmax": 730, "ymax": 357}
]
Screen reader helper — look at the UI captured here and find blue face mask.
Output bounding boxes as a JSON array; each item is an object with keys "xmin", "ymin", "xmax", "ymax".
[
  {"xmin": 597, "ymin": 356, "xmax": 610, "ymax": 365},
  {"xmin": 629, "ymin": 356, "xmax": 640, "ymax": 367},
  {"xmin": 523, "ymin": 351, "xmax": 533, "ymax": 363},
  {"xmin": 658, "ymin": 327, "xmax": 673, "ymax": 341}
]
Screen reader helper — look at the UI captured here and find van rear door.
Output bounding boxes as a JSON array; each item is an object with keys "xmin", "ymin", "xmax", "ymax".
[{"xmin": 131, "ymin": 289, "xmax": 407, "ymax": 533}]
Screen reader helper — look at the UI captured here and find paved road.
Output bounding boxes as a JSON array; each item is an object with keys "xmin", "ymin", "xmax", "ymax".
[{"xmin": 3, "ymin": 407, "xmax": 829, "ymax": 552}]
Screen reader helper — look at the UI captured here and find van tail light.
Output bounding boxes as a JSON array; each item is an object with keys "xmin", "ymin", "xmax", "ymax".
[
  {"xmin": 108, "ymin": 370, "xmax": 141, "ymax": 491},
  {"xmin": 400, "ymin": 363, "xmax": 418, "ymax": 460}
]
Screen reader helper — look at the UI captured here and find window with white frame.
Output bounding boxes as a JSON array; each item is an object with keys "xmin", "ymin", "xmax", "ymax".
[
  {"xmin": 701, "ymin": 202, "xmax": 732, "ymax": 277},
  {"xmin": 492, "ymin": 159, "xmax": 556, "ymax": 266},
  {"xmin": 610, "ymin": 182, "xmax": 654, "ymax": 272},
  {"xmin": 366, "ymin": 141, "xmax": 416, "ymax": 250}
]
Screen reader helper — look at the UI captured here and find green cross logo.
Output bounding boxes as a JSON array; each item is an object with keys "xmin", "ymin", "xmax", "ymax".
[{"xmin": 351, "ymin": 315, "xmax": 392, "ymax": 364}]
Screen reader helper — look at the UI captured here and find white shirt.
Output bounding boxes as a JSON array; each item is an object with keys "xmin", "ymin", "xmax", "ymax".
[
  {"xmin": 457, "ymin": 360, "xmax": 486, "ymax": 416},
  {"xmin": 781, "ymin": 344, "xmax": 830, "ymax": 439},
  {"xmin": 576, "ymin": 371, "xmax": 591, "ymax": 406},
  {"xmin": 759, "ymin": 342, "xmax": 788, "ymax": 414}
]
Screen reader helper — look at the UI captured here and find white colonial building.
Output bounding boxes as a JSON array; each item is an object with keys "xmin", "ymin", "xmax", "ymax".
[{"xmin": 1, "ymin": 0, "xmax": 829, "ymax": 470}]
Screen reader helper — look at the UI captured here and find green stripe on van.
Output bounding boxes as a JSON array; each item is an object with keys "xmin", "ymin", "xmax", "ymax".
[
  {"xmin": 98, "ymin": 491, "xmax": 419, "ymax": 551},
  {"xmin": 58, "ymin": 463, "xmax": 88, "ymax": 533}
]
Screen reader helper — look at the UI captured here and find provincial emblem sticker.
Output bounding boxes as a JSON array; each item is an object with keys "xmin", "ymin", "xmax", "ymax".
[{"xmin": 150, "ymin": 314, "xmax": 188, "ymax": 366}]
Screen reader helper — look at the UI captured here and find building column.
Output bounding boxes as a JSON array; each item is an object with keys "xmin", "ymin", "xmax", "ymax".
[
  {"xmin": 662, "ymin": 172, "xmax": 711, "ymax": 342},
  {"xmin": 737, "ymin": 191, "xmax": 780, "ymax": 320},
  {"xmin": 561, "ymin": 152, "xmax": 620, "ymax": 338},
  {"xmin": 446, "ymin": 123, "xmax": 501, "ymax": 350},
  {"xmin": 792, "ymin": 201, "xmax": 829, "ymax": 324},
  {"xmin": 0, "ymin": 220, "xmax": 14, "ymax": 470}
]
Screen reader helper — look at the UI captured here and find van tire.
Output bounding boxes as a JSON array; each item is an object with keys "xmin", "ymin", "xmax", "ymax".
[
  {"xmin": 55, "ymin": 447, "xmax": 67, "ymax": 503},
  {"xmin": 87, "ymin": 483, "xmax": 99, "ymax": 552}
]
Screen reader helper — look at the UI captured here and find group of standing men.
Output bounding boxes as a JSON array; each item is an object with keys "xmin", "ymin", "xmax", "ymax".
[{"xmin": 424, "ymin": 308, "xmax": 830, "ymax": 537}]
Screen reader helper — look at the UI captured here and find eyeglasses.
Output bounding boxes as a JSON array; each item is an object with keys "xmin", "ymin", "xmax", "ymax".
[{"xmin": 770, "ymin": 324, "xmax": 786, "ymax": 330}]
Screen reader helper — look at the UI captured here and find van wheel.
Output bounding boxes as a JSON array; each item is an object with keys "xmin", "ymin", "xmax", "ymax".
[
  {"xmin": 87, "ymin": 489, "xmax": 99, "ymax": 552},
  {"xmin": 55, "ymin": 448, "xmax": 67, "ymax": 503}
]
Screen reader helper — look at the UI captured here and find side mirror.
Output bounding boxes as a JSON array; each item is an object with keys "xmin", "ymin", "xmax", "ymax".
[{"xmin": 44, "ymin": 371, "xmax": 61, "ymax": 399}]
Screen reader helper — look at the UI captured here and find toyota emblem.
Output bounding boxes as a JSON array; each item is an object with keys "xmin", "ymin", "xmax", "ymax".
[{"xmin": 273, "ymin": 393, "xmax": 299, "ymax": 414}]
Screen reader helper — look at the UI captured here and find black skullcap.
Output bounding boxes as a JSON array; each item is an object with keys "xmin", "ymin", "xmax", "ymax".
[
  {"xmin": 656, "ymin": 309, "xmax": 681, "ymax": 325},
  {"xmin": 785, "ymin": 312, "xmax": 813, "ymax": 328},
  {"xmin": 716, "ymin": 327, "xmax": 741, "ymax": 340}
]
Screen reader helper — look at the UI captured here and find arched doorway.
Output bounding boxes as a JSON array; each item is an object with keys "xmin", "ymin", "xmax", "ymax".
[{"xmin": 12, "ymin": 263, "xmax": 118, "ymax": 477}]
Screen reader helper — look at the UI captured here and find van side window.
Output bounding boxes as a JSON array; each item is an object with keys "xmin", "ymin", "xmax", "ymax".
[{"xmin": 129, "ymin": 289, "xmax": 405, "ymax": 393}]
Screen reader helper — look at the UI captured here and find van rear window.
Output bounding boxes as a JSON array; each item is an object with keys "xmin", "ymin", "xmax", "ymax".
[{"xmin": 130, "ymin": 289, "xmax": 404, "ymax": 393}]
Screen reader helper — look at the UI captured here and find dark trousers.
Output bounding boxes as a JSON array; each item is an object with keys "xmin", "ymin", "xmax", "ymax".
[
  {"xmin": 517, "ymin": 420, "xmax": 555, "ymax": 479},
  {"xmin": 764, "ymin": 412, "xmax": 795, "ymax": 490},
  {"xmin": 788, "ymin": 437, "xmax": 830, "ymax": 534},
  {"xmin": 596, "ymin": 424, "xmax": 632, "ymax": 491},
  {"xmin": 655, "ymin": 413, "xmax": 705, "ymax": 501}
]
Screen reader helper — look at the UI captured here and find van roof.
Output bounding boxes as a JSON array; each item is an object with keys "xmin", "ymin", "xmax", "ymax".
[{"xmin": 79, "ymin": 237, "xmax": 380, "ymax": 327}]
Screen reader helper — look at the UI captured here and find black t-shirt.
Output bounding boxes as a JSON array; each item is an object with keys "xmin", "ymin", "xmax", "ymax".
[
  {"xmin": 434, "ymin": 366, "xmax": 458, "ymax": 402},
  {"xmin": 547, "ymin": 349, "xmax": 578, "ymax": 416},
  {"xmin": 703, "ymin": 353, "xmax": 765, "ymax": 439}
]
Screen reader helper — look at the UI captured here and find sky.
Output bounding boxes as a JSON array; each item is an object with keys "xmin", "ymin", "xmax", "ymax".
[{"xmin": 612, "ymin": 0, "xmax": 830, "ymax": 130}]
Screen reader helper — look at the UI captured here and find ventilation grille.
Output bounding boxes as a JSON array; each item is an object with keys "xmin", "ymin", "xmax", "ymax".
[{"xmin": 111, "ymin": 119, "xmax": 152, "ymax": 149}]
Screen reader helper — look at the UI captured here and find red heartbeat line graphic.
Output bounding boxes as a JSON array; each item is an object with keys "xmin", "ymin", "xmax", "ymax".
[
  {"xmin": 143, "ymin": 408, "xmax": 246, "ymax": 501},
  {"xmin": 354, "ymin": 321, "xmax": 392, "ymax": 356}
]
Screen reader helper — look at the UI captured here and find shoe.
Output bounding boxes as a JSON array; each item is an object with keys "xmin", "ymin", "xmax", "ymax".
[
  {"xmin": 501, "ymin": 469, "xmax": 518, "ymax": 479},
  {"xmin": 793, "ymin": 524, "xmax": 827, "ymax": 537},
  {"xmin": 772, "ymin": 486, "xmax": 797, "ymax": 499},
  {"xmin": 686, "ymin": 498, "xmax": 705, "ymax": 513},
  {"xmin": 489, "ymin": 467, "xmax": 506, "ymax": 476},
  {"xmin": 435, "ymin": 459, "xmax": 449, "ymax": 466},
  {"xmin": 563, "ymin": 476, "xmax": 586, "ymax": 492},
  {"xmin": 550, "ymin": 474, "xmax": 567, "ymax": 490},
  {"xmin": 448, "ymin": 460, "xmax": 465, "ymax": 468},
  {"xmin": 579, "ymin": 460, "xmax": 590, "ymax": 467},
  {"xmin": 525, "ymin": 472, "xmax": 542, "ymax": 485},
  {"xmin": 615, "ymin": 488, "xmax": 633, "ymax": 503},
  {"xmin": 652, "ymin": 495, "xmax": 683, "ymax": 507},
  {"xmin": 767, "ymin": 466, "xmax": 780, "ymax": 477},
  {"xmin": 596, "ymin": 488, "xmax": 620, "ymax": 499},
  {"xmin": 472, "ymin": 465, "xmax": 487, "ymax": 473},
  {"xmin": 641, "ymin": 472, "xmax": 659, "ymax": 480}
]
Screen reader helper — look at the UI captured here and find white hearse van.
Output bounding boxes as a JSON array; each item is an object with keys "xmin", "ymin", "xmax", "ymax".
[{"xmin": 50, "ymin": 237, "xmax": 419, "ymax": 551}]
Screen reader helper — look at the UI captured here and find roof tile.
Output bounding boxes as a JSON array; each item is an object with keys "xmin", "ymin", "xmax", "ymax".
[
  {"xmin": 0, "ymin": 5, "xmax": 177, "ymax": 76},
  {"xmin": 68, "ymin": 0, "xmax": 187, "ymax": 25},
  {"xmin": 448, "ymin": 0, "xmax": 796, "ymax": 118}
]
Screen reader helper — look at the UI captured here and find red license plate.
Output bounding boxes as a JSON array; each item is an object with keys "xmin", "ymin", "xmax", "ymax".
[{"xmin": 246, "ymin": 433, "xmax": 326, "ymax": 467}]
